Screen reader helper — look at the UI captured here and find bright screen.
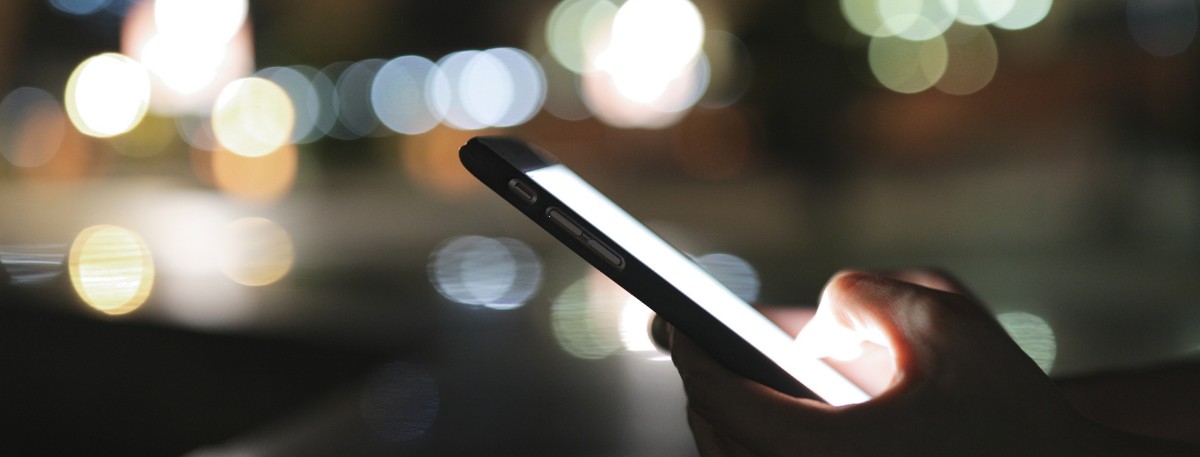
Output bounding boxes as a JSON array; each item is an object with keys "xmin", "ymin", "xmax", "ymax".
[{"xmin": 527, "ymin": 164, "xmax": 870, "ymax": 406}]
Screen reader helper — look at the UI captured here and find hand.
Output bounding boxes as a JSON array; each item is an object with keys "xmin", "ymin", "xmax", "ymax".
[{"xmin": 670, "ymin": 270, "xmax": 1200, "ymax": 457}]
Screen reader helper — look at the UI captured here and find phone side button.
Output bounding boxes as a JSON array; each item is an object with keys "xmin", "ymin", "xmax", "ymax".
[
  {"xmin": 587, "ymin": 239, "xmax": 623, "ymax": 268},
  {"xmin": 547, "ymin": 208, "xmax": 584, "ymax": 237}
]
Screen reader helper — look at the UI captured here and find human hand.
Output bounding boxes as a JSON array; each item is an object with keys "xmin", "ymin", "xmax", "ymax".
[{"xmin": 671, "ymin": 270, "xmax": 1198, "ymax": 457}]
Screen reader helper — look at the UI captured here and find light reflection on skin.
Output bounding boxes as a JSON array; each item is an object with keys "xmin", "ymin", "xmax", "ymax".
[{"xmin": 768, "ymin": 307, "xmax": 898, "ymax": 397}]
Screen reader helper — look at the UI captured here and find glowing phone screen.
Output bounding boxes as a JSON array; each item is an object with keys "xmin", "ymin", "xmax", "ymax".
[{"xmin": 527, "ymin": 165, "xmax": 870, "ymax": 406}]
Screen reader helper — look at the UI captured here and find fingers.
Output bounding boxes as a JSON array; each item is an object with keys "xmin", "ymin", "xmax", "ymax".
[{"xmin": 671, "ymin": 329, "xmax": 833, "ymax": 456}]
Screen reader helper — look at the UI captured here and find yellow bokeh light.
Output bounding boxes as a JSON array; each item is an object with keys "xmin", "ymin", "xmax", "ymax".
[
  {"xmin": 935, "ymin": 25, "xmax": 998, "ymax": 95},
  {"xmin": 69, "ymin": 225, "xmax": 155, "ymax": 315},
  {"xmin": 868, "ymin": 34, "xmax": 948, "ymax": 93},
  {"xmin": 211, "ymin": 143, "xmax": 298, "ymax": 204},
  {"xmin": 219, "ymin": 217, "xmax": 294, "ymax": 286},
  {"xmin": 65, "ymin": 53, "xmax": 151, "ymax": 138},
  {"xmin": 212, "ymin": 77, "xmax": 295, "ymax": 158}
]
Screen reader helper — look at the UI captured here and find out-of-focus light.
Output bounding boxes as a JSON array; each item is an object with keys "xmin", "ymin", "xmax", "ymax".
[
  {"xmin": 141, "ymin": 33, "xmax": 227, "ymax": 95},
  {"xmin": 868, "ymin": 34, "xmax": 948, "ymax": 93},
  {"xmin": 540, "ymin": 53, "xmax": 591, "ymax": 121},
  {"xmin": 842, "ymin": 0, "xmax": 958, "ymax": 40},
  {"xmin": 551, "ymin": 276, "xmax": 622, "ymax": 359},
  {"xmin": 582, "ymin": 53, "xmax": 707, "ymax": 128},
  {"xmin": 154, "ymin": 0, "xmax": 247, "ymax": 44},
  {"xmin": 699, "ymin": 31, "xmax": 753, "ymax": 109},
  {"xmin": 546, "ymin": 0, "xmax": 620, "ymax": 73},
  {"xmin": 935, "ymin": 25, "xmax": 998, "ymax": 95},
  {"xmin": 401, "ymin": 125, "xmax": 493, "ymax": 197},
  {"xmin": 1127, "ymin": 0, "xmax": 1197, "ymax": 57},
  {"xmin": 49, "ymin": 0, "xmax": 110, "ymax": 15},
  {"xmin": 428, "ymin": 236, "xmax": 542, "ymax": 309},
  {"xmin": 122, "ymin": 0, "xmax": 254, "ymax": 114},
  {"xmin": 109, "ymin": 114, "xmax": 177, "ymax": 158},
  {"xmin": 430, "ymin": 51, "xmax": 510, "ymax": 130},
  {"xmin": 994, "ymin": 0, "xmax": 1053, "ymax": 30},
  {"xmin": 337, "ymin": 59, "xmax": 386, "ymax": 137},
  {"xmin": 372, "ymin": 56, "xmax": 444, "ymax": 135},
  {"xmin": 210, "ymin": 144, "xmax": 298, "ymax": 204},
  {"xmin": 956, "ymin": 0, "xmax": 1016, "ymax": 26},
  {"xmin": 0, "ymin": 87, "xmax": 65, "ymax": 168},
  {"xmin": 997, "ymin": 311, "xmax": 1056, "ymax": 373},
  {"xmin": 212, "ymin": 77, "xmax": 295, "ymax": 158},
  {"xmin": 257, "ymin": 66, "xmax": 320, "ymax": 144},
  {"xmin": 219, "ymin": 217, "xmax": 294, "ymax": 286},
  {"xmin": 595, "ymin": 0, "xmax": 704, "ymax": 103},
  {"xmin": 65, "ymin": 53, "xmax": 151, "ymax": 138},
  {"xmin": 361, "ymin": 362, "xmax": 439, "ymax": 442},
  {"xmin": 619, "ymin": 297, "xmax": 660, "ymax": 353},
  {"xmin": 486, "ymin": 48, "xmax": 547, "ymax": 127},
  {"xmin": 310, "ymin": 67, "xmax": 339, "ymax": 141},
  {"xmin": 0, "ymin": 244, "xmax": 66, "ymax": 286},
  {"xmin": 68, "ymin": 225, "xmax": 155, "ymax": 315},
  {"xmin": 176, "ymin": 115, "xmax": 220, "ymax": 151},
  {"xmin": 695, "ymin": 253, "xmax": 760, "ymax": 303}
]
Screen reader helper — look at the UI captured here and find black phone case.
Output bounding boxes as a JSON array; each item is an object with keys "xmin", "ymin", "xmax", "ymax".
[{"xmin": 460, "ymin": 136, "xmax": 821, "ymax": 402}]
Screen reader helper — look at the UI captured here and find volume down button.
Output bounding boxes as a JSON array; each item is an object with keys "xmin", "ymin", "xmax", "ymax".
[{"xmin": 587, "ymin": 239, "xmax": 623, "ymax": 268}]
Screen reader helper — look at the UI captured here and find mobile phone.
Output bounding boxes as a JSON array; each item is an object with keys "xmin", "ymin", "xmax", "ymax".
[{"xmin": 459, "ymin": 136, "xmax": 869, "ymax": 406}]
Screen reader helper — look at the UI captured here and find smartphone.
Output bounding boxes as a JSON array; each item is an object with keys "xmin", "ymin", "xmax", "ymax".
[{"xmin": 459, "ymin": 136, "xmax": 870, "ymax": 406}]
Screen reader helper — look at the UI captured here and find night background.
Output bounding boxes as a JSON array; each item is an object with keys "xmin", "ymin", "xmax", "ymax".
[{"xmin": 0, "ymin": 0, "xmax": 1197, "ymax": 455}]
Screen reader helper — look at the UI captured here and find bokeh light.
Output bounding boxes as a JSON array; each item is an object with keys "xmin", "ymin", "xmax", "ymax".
[
  {"xmin": 699, "ymin": 31, "xmax": 753, "ymax": 109},
  {"xmin": 582, "ymin": 54, "xmax": 708, "ymax": 128},
  {"xmin": 695, "ymin": 253, "xmax": 760, "ymax": 303},
  {"xmin": 868, "ymin": 34, "xmax": 948, "ymax": 93},
  {"xmin": 219, "ymin": 217, "xmax": 294, "ymax": 286},
  {"xmin": 595, "ymin": 0, "xmax": 704, "ymax": 103},
  {"xmin": 210, "ymin": 144, "xmax": 298, "ymax": 204},
  {"xmin": 935, "ymin": 25, "xmax": 998, "ymax": 95},
  {"xmin": 546, "ymin": 0, "xmax": 619, "ymax": 73},
  {"xmin": 49, "ymin": 0, "xmax": 111, "ymax": 15},
  {"xmin": 956, "ymin": 0, "xmax": 1016, "ymax": 26},
  {"xmin": 176, "ymin": 115, "xmax": 220, "ymax": 151},
  {"xmin": 997, "ymin": 311, "xmax": 1057, "ymax": 373},
  {"xmin": 155, "ymin": 0, "xmax": 247, "ymax": 45},
  {"xmin": 430, "ymin": 50, "xmax": 532, "ymax": 130},
  {"xmin": 485, "ymin": 48, "xmax": 547, "ymax": 127},
  {"xmin": 310, "ymin": 67, "xmax": 339, "ymax": 141},
  {"xmin": 64, "ymin": 53, "xmax": 151, "ymax": 138},
  {"xmin": 618, "ymin": 297, "xmax": 662, "ymax": 355},
  {"xmin": 122, "ymin": 0, "xmax": 254, "ymax": 114},
  {"xmin": 550, "ymin": 276, "xmax": 622, "ymax": 359},
  {"xmin": 841, "ymin": 0, "xmax": 957, "ymax": 40},
  {"xmin": 994, "ymin": 0, "xmax": 1053, "ymax": 30},
  {"xmin": 1127, "ymin": 0, "xmax": 1197, "ymax": 57},
  {"xmin": 360, "ymin": 361, "xmax": 439, "ymax": 442},
  {"xmin": 212, "ymin": 77, "xmax": 295, "ymax": 157},
  {"xmin": 0, "ymin": 87, "xmax": 65, "ymax": 168},
  {"xmin": 372, "ymin": 56, "xmax": 444, "ymax": 135},
  {"xmin": 68, "ymin": 225, "xmax": 155, "ymax": 315},
  {"xmin": 428, "ymin": 236, "xmax": 542, "ymax": 309},
  {"xmin": 0, "ymin": 244, "xmax": 66, "ymax": 286},
  {"xmin": 337, "ymin": 59, "xmax": 386, "ymax": 137},
  {"xmin": 256, "ymin": 66, "xmax": 320, "ymax": 144}
]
